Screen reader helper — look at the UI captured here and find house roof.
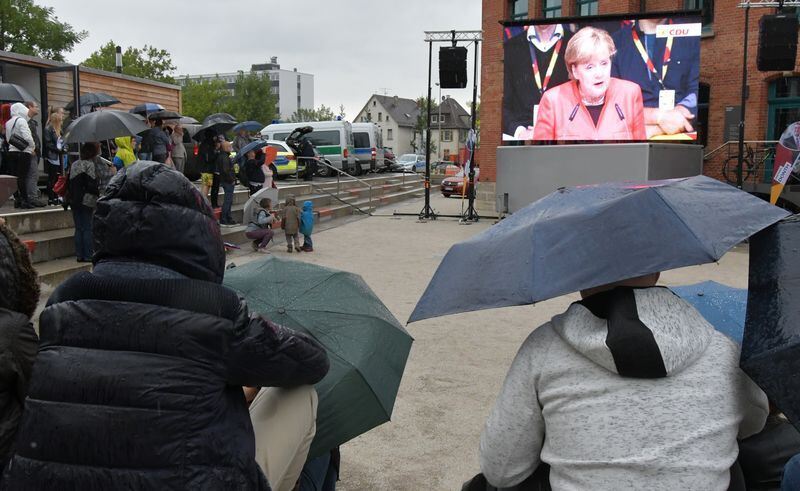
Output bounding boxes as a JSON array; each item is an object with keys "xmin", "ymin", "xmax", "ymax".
[
  {"xmin": 356, "ymin": 94, "xmax": 420, "ymax": 128},
  {"xmin": 437, "ymin": 97, "xmax": 472, "ymax": 130}
]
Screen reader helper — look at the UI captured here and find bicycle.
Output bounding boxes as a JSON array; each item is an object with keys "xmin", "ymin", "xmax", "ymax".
[{"xmin": 722, "ymin": 145, "xmax": 775, "ymax": 185}]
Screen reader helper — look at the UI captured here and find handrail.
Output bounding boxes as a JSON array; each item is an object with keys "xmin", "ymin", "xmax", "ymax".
[
  {"xmin": 703, "ymin": 140, "xmax": 779, "ymax": 160},
  {"xmin": 295, "ymin": 157, "xmax": 375, "ymax": 215}
]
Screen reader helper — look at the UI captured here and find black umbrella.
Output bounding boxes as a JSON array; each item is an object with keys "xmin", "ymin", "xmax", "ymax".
[
  {"xmin": 202, "ymin": 112, "xmax": 236, "ymax": 125},
  {"xmin": 148, "ymin": 110, "xmax": 182, "ymax": 120},
  {"xmin": 63, "ymin": 110, "xmax": 150, "ymax": 144},
  {"xmin": 129, "ymin": 102, "xmax": 165, "ymax": 115},
  {"xmin": 743, "ymin": 215, "xmax": 800, "ymax": 431},
  {"xmin": 65, "ymin": 92, "xmax": 120, "ymax": 111},
  {"xmin": 0, "ymin": 83, "xmax": 36, "ymax": 103},
  {"xmin": 179, "ymin": 116, "xmax": 199, "ymax": 125}
]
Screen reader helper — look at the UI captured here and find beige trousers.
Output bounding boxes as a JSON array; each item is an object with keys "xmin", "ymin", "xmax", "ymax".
[{"xmin": 249, "ymin": 386, "xmax": 318, "ymax": 491}]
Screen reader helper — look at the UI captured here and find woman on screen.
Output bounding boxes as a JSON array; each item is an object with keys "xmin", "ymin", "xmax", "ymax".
[{"xmin": 533, "ymin": 26, "xmax": 646, "ymax": 141}]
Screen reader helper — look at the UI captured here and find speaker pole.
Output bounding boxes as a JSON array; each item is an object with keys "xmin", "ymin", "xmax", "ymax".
[
  {"xmin": 419, "ymin": 38, "xmax": 437, "ymax": 220},
  {"xmin": 737, "ymin": 1, "xmax": 750, "ymax": 190},
  {"xmin": 462, "ymin": 39, "xmax": 481, "ymax": 223}
]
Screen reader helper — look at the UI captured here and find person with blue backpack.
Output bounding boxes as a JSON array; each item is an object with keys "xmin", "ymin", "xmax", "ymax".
[{"xmin": 300, "ymin": 200, "xmax": 314, "ymax": 252}]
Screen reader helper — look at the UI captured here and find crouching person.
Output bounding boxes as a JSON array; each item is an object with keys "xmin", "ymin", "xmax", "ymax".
[
  {"xmin": 479, "ymin": 273, "xmax": 769, "ymax": 491},
  {"xmin": 1, "ymin": 162, "xmax": 329, "ymax": 490},
  {"xmin": 0, "ymin": 221, "xmax": 39, "ymax": 473}
]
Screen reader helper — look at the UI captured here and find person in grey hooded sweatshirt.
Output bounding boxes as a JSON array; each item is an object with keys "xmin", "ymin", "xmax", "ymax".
[{"xmin": 479, "ymin": 272, "xmax": 768, "ymax": 491}]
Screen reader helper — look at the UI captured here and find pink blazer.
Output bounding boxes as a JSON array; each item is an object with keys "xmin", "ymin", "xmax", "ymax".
[{"xmin": 533, "ymin": 78, "xmax": 646, "ymax": 141}]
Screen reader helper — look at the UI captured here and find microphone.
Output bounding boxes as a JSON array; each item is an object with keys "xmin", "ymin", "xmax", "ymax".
[
  {"xmin": 568, "ymin": 104, "xmax": 580, "ymax": 122},
  {"xmin": 615, "ymin": 104, "xmax": 625, "ymax": 121}
]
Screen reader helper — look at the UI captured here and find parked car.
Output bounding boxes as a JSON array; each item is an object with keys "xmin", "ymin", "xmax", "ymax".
[
  {"xmin": 397, "ymin": 154, "xmax": 426, "ymax": 173},
  {"xmin": 441, "ymin": 166, "xmax": 480, "ymax": 198},
  {"xmin": 261, "ymin": 120, "xmax": 355, "ymax": 176},
  {"xmin": 384, "ymin": 147, "xmax": 396, "ymax": 168},
  {"xmin": 352, "ymin": 122, "xmax": 386, "ymax": 173},
  {"xmin": 264, "ymin": 140, "xmax": 306, "ymax": 178}
]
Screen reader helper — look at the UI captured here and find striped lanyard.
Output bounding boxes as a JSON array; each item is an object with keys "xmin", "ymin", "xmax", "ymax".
[
  {"xmin": 631, "ymin": 26, "xmax": 674, "ymax": 90},
  {"xmin": 530, "ymin": 39, "xmax": 563, "ymax": 95}
]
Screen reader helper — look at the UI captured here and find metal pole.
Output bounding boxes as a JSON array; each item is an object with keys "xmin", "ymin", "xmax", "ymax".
[
  {"xmin": 465, "ymin": 40, "xmax": 480, "ymax": 222},
  {"xmin": 115, "ymin": 46, "xmax": 123, "ymax": 74},
  {"xmin": 737, "ymin": 2, "xmax": 750, "ymax": 189},
  {"xmin": 437, "ymin": 83, "xmax": 442, "ymax": 162},
  {"xmin": 418, "ymin": 39, "xmax": 436, "ymax": 219}
]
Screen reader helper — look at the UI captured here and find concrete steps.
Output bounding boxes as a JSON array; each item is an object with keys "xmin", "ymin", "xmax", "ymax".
[{"xmin": 1, "ymin": 173, "xmax": 424, "ymax": 287}]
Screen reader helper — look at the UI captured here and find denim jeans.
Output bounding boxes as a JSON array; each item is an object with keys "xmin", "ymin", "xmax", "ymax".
[
  {"xmin": 25, "ymin": 153, "xmax": 40, "ymax": 201},
  {"xmin": 783, "ymin": 454, "xmax": 800, "ymax": 491},
  {"xmin": 299, "ymin": 452, "xmax": 337, "ymax": 491},
  {"xmin": 221, "ymin": 181, "xmax": 235, "ymax": 223},
  {"xmin": 72, "ymin": 204, "xmax": 94, "ymax": 260},
  {"xmin": 303, "ymin": 234, "xmax": 313, "ymax": 248}
]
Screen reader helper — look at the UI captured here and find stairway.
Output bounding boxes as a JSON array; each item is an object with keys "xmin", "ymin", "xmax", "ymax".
[{"xmin": 1, "ymin": 173, "xmax": 425, "ymax": 287}]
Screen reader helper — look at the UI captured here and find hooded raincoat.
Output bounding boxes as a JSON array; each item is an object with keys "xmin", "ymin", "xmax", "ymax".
[
  {"xmin": 113, "ymin": 136, "xmax": 137, "ymax": 168},
  {"xmin": 299, "ymin": 201, "xmax": 314, "ymax": 236},
  {"xmin": 480, "ymin": 286, "xmax": 769, "ymax": 490},
  {"xmin": 2, "ymin": 162, "xmax": 330, "ymax": 490}
]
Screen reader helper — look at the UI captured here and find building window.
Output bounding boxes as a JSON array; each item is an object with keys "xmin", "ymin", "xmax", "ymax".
[
  {"xmin": 378, "ymin": 112, "xmax": 382, "ymax": 122},
  {"xmin": 366, "ymin": 112, "xmax": 372, "ymax": 121},
  {"xmin": 576, "ymin": 0, "xmax": 598, "ymax": 16},
  {"xmin": 768, "ymin": 77, "xmax": 800, "ymax": 141},
  {"xmin": 684, "ymin": 0, "xmax": 714, "ymax": 28},
  {"xmin": 443, "ymin": 130, "xmax": 453, "ymax": 142},
  {"xmin": 697, "ymin": 82, "xmax": 710, "ymax": 147},
  {"xmin": 387, "ymin": 129, "xmax": 393, "ymax": 141},
  {"xmin": 373, "ymin": 100, "xmax": 376, "ymax": 106},
  {"xmin": 508, "ymin": 0, "xmax": 527, "ymax": 20},
  {"xmin": 543, "ymin": 0, "xmax": 562, "ymax": 18},
  {"xmin": 386, "ymin": 117, "xmax": 391, "ymax": 124}
]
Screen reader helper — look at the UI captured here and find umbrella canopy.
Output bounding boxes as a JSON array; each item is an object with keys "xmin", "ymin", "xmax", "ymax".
[
  {"xmin": 670, "ymin": 281, "xmax": 746, "ymax": 343},
  {"xmin": 63, "ymin": 110, "xmax": 150, "ymax": 144},
  {"xmin": 148, "ymin": 110, "xmax": 182, "ymax": 120},
  {"xmin": 0, "ymin": 83, "xmax": 36, "ymax": 103},
  {"xmin": 742, "ymin": 215, "xmax": 800, "ymax": 430},
  {"xmin": 232, "ymin": 120, "xmax": 263, "ymax": 133},
  {"xmin": 129, "ymin": 102, "xmax": 165, "ymax": 115},
  {"xmin": 223, "ymin": 257, "xmax": 413, "ymax": 458},
  {"xmin": 65, "ymin": 92, "xmax": 120, "ymax": 110},
  {"xmin": 193, "ymin": 119, "xmax": 239, "ymax": 142},
  {"xmin": 409, "ymin": 175, "xmax": 790, "ymax": 323},
  {"xmin": 179, "ymin": 116, "xmax": 199, "ymax": 125},
  {"xmin": 242, "ymin": 186, "xmax": 278, "ymax": 225},
  {"xmin": 203, "ymin": 112, "xmax": 236, "ymax": 125},
  {"xmin": 234, "ymin": 140, "xmax": 269, "ymax": 163}
]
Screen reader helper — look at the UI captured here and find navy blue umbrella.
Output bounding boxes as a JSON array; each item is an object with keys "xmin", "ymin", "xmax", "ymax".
[
  {"xmin": 670, "ymin": 281, "xmax": 746, "ymax": 344},
  {"xmin": 232, "ymin": 121, "xmax": 263, "ymax": 133},
  {"xmin": 409, "ymin": 176, "xmax": 789, "ymax": 323},
  {"xmin": 742, "ymin": 215, "xmax": 800, "ymax": 430},
  {"xmin": 234, "ymin": 140, "xmax": 269, "ymax": 163}
]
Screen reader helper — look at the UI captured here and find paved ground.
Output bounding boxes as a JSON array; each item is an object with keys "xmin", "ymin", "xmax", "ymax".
[{"xmin": 222, "ymin": 192, "xmax": 751, "ymax": 490}]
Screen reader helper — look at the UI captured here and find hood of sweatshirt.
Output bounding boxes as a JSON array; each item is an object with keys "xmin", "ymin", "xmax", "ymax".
[
  {"xmin": 9, "ymin": 102, "xmax": 28, "ymax": 120},
  {"xmin": 303, "ymin": 200, "xmax": 313, "ymax": 211},
  {"xmin": 551, "ymin": 286, "xmax": 714, "ymax": 378}
]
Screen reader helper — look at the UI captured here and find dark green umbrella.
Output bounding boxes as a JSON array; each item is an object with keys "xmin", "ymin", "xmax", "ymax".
[{"xmin": 223, "ymin": 256, "xmax": 413, "ymax": 458}]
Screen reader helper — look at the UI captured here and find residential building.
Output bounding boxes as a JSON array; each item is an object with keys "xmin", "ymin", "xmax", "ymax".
[
  {"xmin": 478, "ymin": 0, "xmax": 800, "ymax": 207},
  {"xmin": 431, "ymin": 96, "xmax": 473, "ymax": 163},
  {"xmin": 179, "ymin": 57, "xmax": 313, "ymax": 119},
  {"xmin": 354, "ymin": 95, "xmax": 420, "ymax": 155}
]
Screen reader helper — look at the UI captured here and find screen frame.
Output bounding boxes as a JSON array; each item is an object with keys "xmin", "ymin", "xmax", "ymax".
[{"xmin": 500, "ymin": 9, "xmax": 703, "ymax": 28}]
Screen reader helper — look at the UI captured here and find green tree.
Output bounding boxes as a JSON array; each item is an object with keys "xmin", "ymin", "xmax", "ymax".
[
  {"xmin": 180, "ymin": 77, "xmax": 229, "ymax": 122},
  {"xmin": 289, "ymin": 104, "xmax": 336, "ymax": 123},
  {"xmin": 225, "ymin": 72, "xmax": 277, "ymax": 124},
  {"xmin": 83, "ymin": 41, "xmax": 177, "ymax": 84},
  {"xmin": 0, "ymin": 0, "xmax": 86, "ymax": 61},
  {"xmin": 411, "ymin": 96, "xmax": 438, "ymax": 154}
]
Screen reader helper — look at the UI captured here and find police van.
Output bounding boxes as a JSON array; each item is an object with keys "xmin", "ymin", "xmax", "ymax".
[
  {"xmin": 352, "ymin": 122, "xmax": 386, "ymax": 173},
  {"xmin": 260, "ymin": 120, "xmax": 356, "ymax": 177}
]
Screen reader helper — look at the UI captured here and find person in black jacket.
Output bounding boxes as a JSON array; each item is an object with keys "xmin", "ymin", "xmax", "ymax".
[
  {"xmin": 217, "ymin": 140, "xmax": 237, "ymax": 225},
  {"xmin": 0, "ymin": 219, "xmax": 39, "ymax": 475},
  {"xmin": 2, "ymin": 162, "xmax": 330, "ymax": 490}
]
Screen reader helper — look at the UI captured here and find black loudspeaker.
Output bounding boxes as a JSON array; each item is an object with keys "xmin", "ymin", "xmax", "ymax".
[
  {"xmin": 757, "ymin": 14, "xmax": 799, "ymax": 72},
  {"xmin": 439, "ymin": 46, "xmax": 468, "ymax": 88}
]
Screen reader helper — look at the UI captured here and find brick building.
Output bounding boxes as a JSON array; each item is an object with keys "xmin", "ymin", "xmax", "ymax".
[{"xmin": 477, "ymin": 0, "xmax": 800, "ymax": 206}]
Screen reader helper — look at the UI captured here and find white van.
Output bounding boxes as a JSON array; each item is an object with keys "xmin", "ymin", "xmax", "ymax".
[
  {"xmin": 261, "ymin": 121, "xmax": 356, "ymax": 177},
  {"xmin": 351, "ymin": 122, "xmax": 385, "ymax": 173}
]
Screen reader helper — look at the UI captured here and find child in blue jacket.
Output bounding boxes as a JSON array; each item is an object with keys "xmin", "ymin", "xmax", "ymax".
[{"xmin": 300, "ymin": 200, "xmax": 314, "ymax": 252}]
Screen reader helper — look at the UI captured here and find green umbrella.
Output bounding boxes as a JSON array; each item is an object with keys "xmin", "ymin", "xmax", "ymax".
[{"xmin": 223, "ymin": 256, "xmax": 413, "ymax": 458}]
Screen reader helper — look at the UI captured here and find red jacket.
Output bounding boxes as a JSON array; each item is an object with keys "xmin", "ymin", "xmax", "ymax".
[{"xmin": 533, "ymin": 78, "xmax": 646, "ymax": 141}]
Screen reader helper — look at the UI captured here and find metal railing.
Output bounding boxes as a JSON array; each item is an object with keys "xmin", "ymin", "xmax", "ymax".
[
  {"xmin": 703, "ymin": 140, "xmax": 779, "ymax": 186},
  {"xmin": 294, "ymin": 157, "xmax": 375, "ymax": 215}
]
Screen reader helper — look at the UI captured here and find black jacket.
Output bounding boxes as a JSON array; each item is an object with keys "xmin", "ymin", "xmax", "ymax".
[
  {"xmin": 2, "ymin": 163, "xmax": 330, "ymax": 490},
  {"xmin": 244, "ymin": 158, "xmax": 265, "ymax": 185},
  {"xmin": 43, "ymin": 125, "xmax": 60, "ymax": 162},
  {"xmin": 0, "ymin": 309, "xmax": 38, "ymax": 472},
  {"xmin": 217, "ymin": 152, "xmax": 236, "ymax": 184}
]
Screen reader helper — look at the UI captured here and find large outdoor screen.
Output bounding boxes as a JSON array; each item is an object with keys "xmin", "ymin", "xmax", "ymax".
[{"xmin": 502, "ymin": 13, "xmax": 702, "ymax": 143}]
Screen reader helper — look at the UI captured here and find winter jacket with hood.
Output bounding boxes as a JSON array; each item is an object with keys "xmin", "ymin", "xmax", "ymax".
[
  {"xmin": 2, "ymin": 162, "xmax": 330, "ymax": 490},
  {"xmin": 300, "ymin": 201, "xmax": 314, "ymax": 236},
  {"xmin": 113, "ymin": 136, "xmax": 136, "ymax": 168},
  {"xmin": 4, "ymin": 103, "xmax": 34, "ymax": 154},
  {"xmin": 281, "ymin": 202, "xmax": 301, "ymax": 235},
  {"xmin": 480, "ymin": 286, "xmax": 769, "ymax": 491}
]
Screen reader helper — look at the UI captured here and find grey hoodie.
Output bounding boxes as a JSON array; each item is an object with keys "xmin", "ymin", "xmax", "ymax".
[{"xmin": 480, "ymin": 286, "xmax": 768, "ymax": 491}]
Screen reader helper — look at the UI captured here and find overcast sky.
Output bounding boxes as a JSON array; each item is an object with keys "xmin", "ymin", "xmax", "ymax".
[{"xmin": 43, "ymin": 0, "xmax": 482, "ymax": 119}]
